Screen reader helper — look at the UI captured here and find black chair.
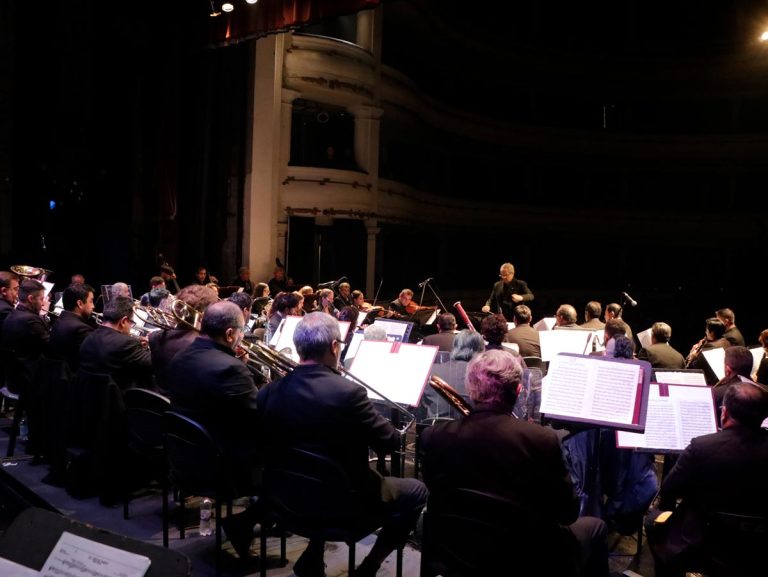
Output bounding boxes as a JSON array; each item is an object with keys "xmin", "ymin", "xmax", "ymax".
[
  {"xmin": 420, "ymin": 487, "xmax": 577, "ymax": 577},
  {"xmin": 163, "ymin": 411, "xmax": 280, "ymax": 574},
  {"xmin": 261, "ymin": 446, "xmax": 404, "ymax": 577},
  {"xmin": 0, "ymin": 506, "xmax": 191, "ymax": 577},
  {"xmin": 123, "ymin": 388, "xmax": 171, "ymax": 521},
  {"xmin": 33, "ymin": 355, "xmax": 73, "ymax": 473},
  {"xmin": 696, "ymin": 512, "xmax": 768, "ymax": 576},
  {"xmin": 522, "ymin": 355, "xmax": 547, "ymax": 376},
  {"xmin": 2, "ymin": 352, "xmax": 38, "ymax": 458}
]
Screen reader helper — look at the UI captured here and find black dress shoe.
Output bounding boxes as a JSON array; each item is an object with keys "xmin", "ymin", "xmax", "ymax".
[
  {"xmin": 221, "ymin": 514, "xmax": 255, "ymax": 559},
  {"xmin": 292, "ymin": 549, "xmax": 326, "ymax": 577}
]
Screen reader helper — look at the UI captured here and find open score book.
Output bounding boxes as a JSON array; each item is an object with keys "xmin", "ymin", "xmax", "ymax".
[{"xmin": 540, "ymin": 353, "xmax": 651, "ymax": 432}]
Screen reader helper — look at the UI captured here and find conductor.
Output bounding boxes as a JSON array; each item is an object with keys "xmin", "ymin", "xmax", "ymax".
[{"xmin": 481, "ymin": 262, "xmax": 534, "ymax": 321}]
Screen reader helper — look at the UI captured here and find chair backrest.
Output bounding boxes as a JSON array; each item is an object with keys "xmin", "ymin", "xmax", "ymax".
[
  {"xmin": 422, "ymin": 487, "xmax": 575, "ymax": 577},
  {"xmin": 124, "ymin": 388, "xmax": 171, "ymax": 451},
  {"xmin": 69, "ymin": 370, "xmax": 126, "ymax": 450},
  {"xmin": 522, "ymin": 355, "xmax": 547, "ymax": 375},
  {"xmin": 263, "ymin": 446, "xmax": 378, "ymax": 542},
  {"xmin": 34, "ymin": 355, "xmax": 74, "ymax": 460},
  {"xmin": 163, "ymin": 411, "xmax": 230, "ymax": 498},
  {"xmin": 701, "ymin": 511, "xmax": 768, "ymax": 575}
]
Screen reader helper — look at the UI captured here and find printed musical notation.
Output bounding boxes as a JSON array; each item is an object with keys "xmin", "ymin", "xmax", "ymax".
[{"xmin": 40, "ymin": 532, "xmax": 150, "ymax": 577}]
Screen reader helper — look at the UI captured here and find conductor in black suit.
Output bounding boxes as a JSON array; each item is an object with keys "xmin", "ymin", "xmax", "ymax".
[
  {"xmin": 481, "ymin": 262, "xmax": 534, "ymax": 321},
  {"xmin": 257, "ymin": 312, "xmax": 428, "ymax": 577},
  {"xmin": 50, "ymin": 283, "xmax": 97, "ymax": 371},
  {"xmin": 79, "ymin": 296, "xmax": 154, "ymax": 390}
]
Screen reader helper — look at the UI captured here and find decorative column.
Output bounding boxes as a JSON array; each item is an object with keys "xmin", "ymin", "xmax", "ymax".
[{"xmin": 365, "ymin": 218, "xmax": 380, "ymax": 297}]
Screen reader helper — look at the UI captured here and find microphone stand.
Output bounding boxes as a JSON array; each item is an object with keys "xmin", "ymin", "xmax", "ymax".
[{"xmin": 420, "ymin": 279, "xmax": 449, "ymax": 315}]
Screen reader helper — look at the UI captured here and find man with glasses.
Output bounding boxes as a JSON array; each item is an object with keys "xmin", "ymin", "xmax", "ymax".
[
  {"xmin": 79, "ymin": 296, "xmax": 153, "ymax": 390},
  {"xmin": 166, "ymin": 300, "xmax": 262, "ymax": 560},
  {"xmin": 481, "ymin": 262, "xmax": 534, "ymax": 321}
]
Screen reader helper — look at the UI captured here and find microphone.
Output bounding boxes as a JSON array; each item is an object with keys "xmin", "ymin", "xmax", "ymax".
[
  {"xmin": 622, "ymin": 292, "xmax": 638, "ymax": 307},
  {"xmin": 317, "ymin": 276, "xmax": 347, "ymax": 289},
  {"xmin": 418, "ymin": 277, "xmax": 434, "ymax": 288}
]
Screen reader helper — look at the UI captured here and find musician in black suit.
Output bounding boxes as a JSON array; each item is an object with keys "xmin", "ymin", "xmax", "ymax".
[
  {"xmin": 420, "ymin": 350, "xmax": 608, "ymax": 577},
  {"xmin": 481, "ymin": 262, "xmax": 534, "ymax": 321},
  {"xmin": 422, "ymin": 313, "xmax": 457, "ymax": 352},
  {"xmin": 0, "ymin": 271, "xmax": 20, "ymax": 340},
  {"xmin": 257, "ymin": 312, "xmax": 427, "ymax": 577},
  {"xmin": 333, "ymin": 282, "xmax": 353, "ymax": 310},
  {"xmin": 50, "ymin": 283, "xmax": 97, "ymax": 371},
  {"xmin": 79, "ymin": 296, "xmax": 154, "ymax": 390},
  {"xmin": 648, "ymin": 381, "xmax": 768, "ymax": 576},
  {"xmin": 716, "ymin": 307, "xmax": 745, "ymax": 347},
  {"xmin": 504, "ymin": 305, "xmax": 541, "ymax": 357},
  {"xmin": 0, "ymin": 279, "xmax": 50, "ymax": 360},
  {"xmin": 637, "ymin": 322, "xmax": 686, "ymax": 369},
  {"xmin": 166, "ymin": 299, "xmax": 262, "ymax": 558}
]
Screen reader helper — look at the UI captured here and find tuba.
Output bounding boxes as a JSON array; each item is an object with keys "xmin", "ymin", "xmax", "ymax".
[{"xmin": 11, "ymin": 265, "xmax": 52, "ymax": 282}]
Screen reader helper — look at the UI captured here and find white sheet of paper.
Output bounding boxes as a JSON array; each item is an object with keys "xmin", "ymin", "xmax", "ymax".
[
  {"xmin": 617, "ymin": 384, "xmax": 717, "ymax": 452},
  {"xmin": 539, "ymin": 329, "xmax": 601, "ymax": 361},
  {"xmin": 653, "ymin": 370, "xmax": 707, "ymax": 386},
  {"xmin": 637, "ymin": 327, "xmax": 653, "ymax": 351},
  {"xmin": 270, "ymin": 315, "xmax": 303, "ymax": 361},
  {"xmin": 42, "ymin": 281, "xmax": 55, "ymax": 298},
  {"xmin": 347, "ymin": 341, "xmax": 437, "ymax": 406},
  {"xmin": 533, "ymin": 317, "xmax": 556, "ymax": 331},
  {"xmin": 701, "ymin": 347, "xmax": 726, "ymax": 381},
  {"xmin": 750, "ymin": 346, "xmax": 764, "ymax": 376},
  {"xmin": 0, "ymin": 556, "xmax": 39, "ymax": 577},
  {"xmin": 541, "ymin": 354, "xmax": 646, "ymax": 427},
  {"xmin": 40, "ymin": 531, "xmax": 151, "ymax": 577},
  {"xmin": 501, "ymin": 342, "xmax": 519, "ymax": 353}
]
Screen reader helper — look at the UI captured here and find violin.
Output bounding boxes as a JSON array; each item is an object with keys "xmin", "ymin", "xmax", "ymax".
[{"xmin": 405, "ymin": 301, "xmax": 437, "ymax": 314}]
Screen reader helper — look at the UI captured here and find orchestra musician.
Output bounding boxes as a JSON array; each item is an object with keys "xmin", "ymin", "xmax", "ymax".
[
  {"xmin": 313, "ymin": 288, "xmax": 338, "ymax": 318},
  {"xmin": 420, "ymin": 350, "xmax": 609, "ymax": 576},
  {"xmin": 256, "ymin": 312, "xmax": 428, "ymax": 577},
  {"xmin": 50, "ymin": 282, "xmax": 97, "ymax": 371},
  {"xmin": 422, "ymin": 313, "xmax": 458, "ymax": 353},
  {"xmin": 0, "ymin": 271, "xmax": 21, "ymax": 339},
  {"xmin": 481, "ymin": 262, "xmax": 534, "ymax": 321},
  {"xmin": 0, "ymin": 279, "xmax": 51, "ymax": 362},
  {"xmin": 333, "ymin": 281, "xmax": 353, "ymax": 310},
  {"xmin": 686, "ymin": 317, "xmax": 731, "ymax": 385},
  {"xmin": 79, "ymin": 296, "xmax": 154, "ymax": 391}
]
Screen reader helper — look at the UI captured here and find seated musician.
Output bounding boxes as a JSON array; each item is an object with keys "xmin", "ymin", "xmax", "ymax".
[
  {"xmin": 50, "ymin": 282, "xmax": 97, "ymax": 371},
  {"xmin": 686, "ymin": 317, "xmax": 731, "ymax": 385},
  {"xmin": 264, "ymin": 291, "xmax": 301, "ymax": 345},
  {"xmin": 333, "ymin": 281, "xmax": 352, "ymax": 310},
  {"xmin": 1, "ymin": 279, "xmax": 51, "ymax": 362},
  {"xmin": 313, "ymin": 288, "xmax": 338, "ymax": 318},
  {"xmin": 420, "ymin": 350, "xmax": 608, "ymax": 576},
  {"xmin": 388, "ymin": 288, "xmax": 413, "ymax": 318},
  {"xmin": 422, "ymin": 313, "xmax": 457, "ymax": 353},
  {"xmin": 79, "ymin": 296, "xmax": 154, "ymax": 390},
  {"xmin": 636, "ymin": 321, "xmax": 686, "ymax": 369},
  {"xmin": 166, "ymin": 300, "xmax": 262, "ymax": 559},
  {"xmin": 149, "ymin": 284, "xmax": 218, "ymax": 392},
  {"xmin": 256, "ymin": 313, "xmax": 428, "ymax": 577},
  {"xmin": 647, "ymin": 381, "xmax": 768, "ymax": 576},
  {"xmin": 480, "ymin": 313, "xmax": 507, "ymax": 350},
  {"xmin": 420, "ymin": 329, "xmax": 485, "ymax": 420},
  {"xmin": 504, "ymin": 304, "xmax": 541, "ymax": 358},
  {"xmin": 139, "ymin": 276, "xmax": 165, "ymax": 306}
]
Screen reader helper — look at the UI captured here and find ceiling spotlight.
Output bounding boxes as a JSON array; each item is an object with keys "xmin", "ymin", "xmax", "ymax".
[
  {"xmin": 246, "ymin": 0, "xmax": 259, "ymax": 4},
  {"xmin": 761, "ymin": 30, "xmax": 768, "ymax": 42},
  {"xmin": 222, "ymin": 2, "xmax": 234, "ymax": 12}
]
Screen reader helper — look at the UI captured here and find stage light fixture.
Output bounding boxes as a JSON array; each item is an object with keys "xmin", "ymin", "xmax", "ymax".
[
  {"xmin": 222, "ymin": 2, "xmax": 234, "ymax": 12},
  {"xmin": 208, "ymin": 0, "xmax": 220, "ymax": 17},
  {"xmin": 761, "ymin": 30, "xmax": 768, "ymax": 41},
  {"xmin": 246, "ymin": 0, "xmax": 258, "ymax": 4}
]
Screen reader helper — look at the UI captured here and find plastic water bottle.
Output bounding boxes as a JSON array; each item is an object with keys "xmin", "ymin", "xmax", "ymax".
[
  {"xmin": 19, "ymin": 416, "xmax": 29, "ymax": 442},
  {"xmin": 199, "ymin": 498, "xmax": 213, "ymax": 536}
]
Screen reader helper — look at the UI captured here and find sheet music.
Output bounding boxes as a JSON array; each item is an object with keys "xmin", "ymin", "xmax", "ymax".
[
  {"xmin": 539, "ymin": 329, "xmax": 602, "ymax": 361},
  {"xmin": 533, "ymin": 317, "xmax": 556, "ymax": 331},
  {"xmin": 540, "ymin": 353, "xmax": 650, "ymax": 431},
  {"xmin": 40, "ymin": 531, "xmax": 151, "ymax": 577},
  {"xmin": 653, "ymin": 370, "xmax": 707, "ymax": 386},
  {"xmin": 347, "ymin": 341, "xmax": 437, "ymax": 406},
  {"xmin": 701, "ymin": 347, "xmax": 726, "ymax": 381},
  {"xmin": 637, "ymin": 327, "xmax": 653, "ymax": 351},
  {"xmin": 617, "ymin": 384, "xmax": 717, "ymax": 452},
  {"xmin": 750, "ymin": 346, "xmax": 764, "ymax": 376},
  {"xmin": 0, "ymin": 556, "xmax": 38, "ymax": 577},
  {"xmin": 501, "ymin": 342, "xmax": 519, "ymax": 354},
  {"xmin": 270, "ymin": 315, "xmax": 303, "ymax": 361}
]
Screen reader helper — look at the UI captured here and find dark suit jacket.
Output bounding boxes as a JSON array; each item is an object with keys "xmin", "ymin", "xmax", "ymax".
[
  {"xmin": 0, "ymin": 305, "xmax": 50, "ymax": 358},
  {"xmin": 504, "ymin": 324, "xmax": 541, "ymax": 358},
  {"xmin": 257, "ymin": 363, "xmax": 400, "ymax": 495},
  {"xmin": 689, "ymin": 338, "xmax": 730, "ymax": 385},
  {"xmin": 50, "ymin": 310, "xmax": 96, "ymax": 370},
  {"xmin": 484, "ymin": 279, "xmax": 534, "ymax": 320},
  {"xmin": 422, "ymin": 331, "xmax": 456, "ymax": 353},
  {"xmin": 149, "ymin": 328, "xmax": 197, "ymax": 392},
  {"xmin": 655, "ymin": 425, "xmax": 768, "ymax": 562},
  {"xmin": 0, "ymin": 299, "xmax": 13, "ymax": 342},
  {"xmin": 723, "ymin": 326, "xmax": 745, "ymax": 347},
  {"xmin": 420, "ymin": 402, "xmax": 578, "ymax": 527},
  {"xmin": 79, "ymin": 326, "xmax": 154, "ymax": 390},
  {"xmin": 167, "ymin": 336, "xmax": 259, "ymax": 459},
  {"xmin": 637, "ymin": 343, "xmax": 686, "ymax": 369}
]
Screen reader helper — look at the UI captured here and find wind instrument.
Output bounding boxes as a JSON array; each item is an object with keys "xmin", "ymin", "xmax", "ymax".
[
  {"xmin": 428, "ymin": 375, "xmax": 472, "ymax": 416},
  {"xmin": 453, "ymin": 301, "xmax": 476, "ymax": 332}
]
